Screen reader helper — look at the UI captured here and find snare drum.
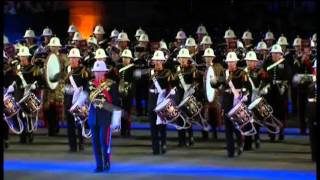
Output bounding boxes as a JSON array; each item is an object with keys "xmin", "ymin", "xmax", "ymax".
[
  {"xmin": 248, "ymin": 97, "xmax": 273, "ymax": 120},
  {"xmin": 4, "ymin": 94, "xmax": 20, "ymax": 118},
  {"xmin": 19, "ymin": 93, "xmax": 41, "ymax": 114},
  {"xmin": 178, "ymin": 95, "xmax": 202, "ymax": 119},
  {"xmin": 154, "ymin": 98, "xmax": 180, "ymax": 122},
  {"xmin": 248, "ymin": 97, "xmax": 282, "ymax": 134},
  {"xmin": 228, "ymin": 101, "xmax": 256, "ymax": 136}
]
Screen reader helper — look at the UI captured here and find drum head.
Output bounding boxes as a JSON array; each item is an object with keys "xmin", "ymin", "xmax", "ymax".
[
  {"xmin": 228, "ymin": 101, "xmax": 244, "ymax": 117},
  {"xmin": 248, "ymin": 97, "xmax": 262, "ymax": 110},
  {"xmin": 155, "ymin": 98, "xmax": 171, "ymax": 111},
  {"xmin": 45, "ymin": 53, "xmax": 61, "ymax": 90},
  {"xmin": 205, "ymin": 66, "xmax": 215, "ymax": 102}
]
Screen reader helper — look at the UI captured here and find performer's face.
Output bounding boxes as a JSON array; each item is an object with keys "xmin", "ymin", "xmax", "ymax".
[
  {"xmin": 95, "ymin": 34, "xmax": 103, "ymax": 41},
  {"xmin": 19, "ymin": 56, "xmax": 30, "ymax": 66},
  {"xmin": 25, "ymin": 37, "xmax": 34, "ymax": 44},
  {"xmin": 49, "ymin": 46, "xmax": 59, "ymax": 53},
  {"xmin": 179, "ymin": 57, "xmax": 189, "ymax": 67},
  {"xmin": 202, "ymin": 44, "xmax": 211, "ymax": 50},
  {"xmin": 271, "ymin": 52, "xmax": 282, "ymax": 62},
  {"xmin": 44, "ymin": 36, "xmax": 51, "ymax": 44},
  {"xmin": 70, "ymin": 57, "xmax": 80, "ymax": 68},
  {"xmin": 246, "ymin": 60, "xmax": 257, "ymax": 70},
  {"xmin": 204, "ymin": 57, "xmax": 214, "ymax": 66},
  {"xmin": 265, "ymin": 39, "xmax": 274, "ymax": 47},
  {"xmin": 154, "ymin": 60, "xmax": 164, "ymax": 71},
  {"xmin": 94, "ymin": 71, "xmax": 106, "ymax": 80},
  {"xmin": 187, "ymin": 46, "xmax": 196, "ymax": 54},
  {"xmin": 294, "ymin": 45, "xmax": 301, "ymax": 53},
  {"xmin": 227, "ymin": 61, "xmax": 237, "ymax": 71},
  {"xmin": 68, "ymin": 32, "xmax": 74, "ymax": 38},
  {"xmin": 122, "ymin": 57, "xmax": 131, "ymax": 65},
  {"xmin": 243, "ymin": 39, "xmax": 251, "ymax": 45}
]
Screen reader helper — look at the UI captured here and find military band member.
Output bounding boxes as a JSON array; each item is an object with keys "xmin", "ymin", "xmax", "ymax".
[
  {"xmin": 93, "ymin": 25, "xmax": 108, "ymax": 50},
  {"xmin": 174, "ymin": 48, "xmax": 196, "ymax": 147},
  {"xmin": 292, "ymin": 40, "xmax": 314, "ymax": 135},
  {"xmin": 64, "ymin": 48, "xmax": 89, "ymax": 152},
  {"xmin": 222, "ymin": 52, "xmax": 248, "ymax": 157},
  {"xmin": 86, "ymin": 60, "xmax": 121, "ymax": 172},
  {"xmin": 134, "ymin": 45, "xmax": 149, "ymax": 116},
  {"xmin": 117, "ymin": 49, "xmax": 135, "ymax": 137},
  {"xmin": 242, "ymin": 30, "xmax": 254, "ymax": 51},
  {"xmin": 147, "ymin": 50, "xmax": 171, "ymax": 155},
  {"xmin": 83, "ymin": 36, "xmax": 98, "ymax": 70},
  {"xmin": 23, "ymin": 28, "xmax": 38, "ymax": 56},
  {"xmin": 195, "ymin": 24, "xmax": 208, "ymax": 45},
  {"xmin": 15, "ymin": 46, "xmax": 44, "ymax": 144},
  {"xmin": 243, "ymin": 51, "xmax": 267, "ymax": 150},
  {"xmin": 185, "ymin": 36, "xmax": 202, "ymax": 64},
  {"xmin": 202, "ymin": 48, "xmax": 224, "ymax": 141},
  {"xmin": 263, "ymin": 44, "xmax": 292, "ymax": 141},
  {"xmin": 42, "ymin": 37, "xmax": 68, "ymax": 136},
  {"xmin": 65, "ymin": 24, "xmax": 77, "ymax": 47},
  {"xmin": 117, "ymin": 31, "xmax": 130, "ymax": 53},
  {"xmin": 199, "ymin": 35, "xmax": 213, "ymax": 60},
  {"xmin": 170, "ymin": 29, "xmax": 187, "ymax": 59},
  {"xmin": 264, "ymin": 30, "xmax": 275, "ymax": 49},
  {"xmin": 255, "ymin": 40, "xmax": 269, "ymax": 68}
]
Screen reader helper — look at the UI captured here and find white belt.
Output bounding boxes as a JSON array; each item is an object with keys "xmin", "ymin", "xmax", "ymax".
[
  {"xmin": 149, "ymin": 89, "xmax": 159, "ymax": 94},
  {"xmin": 308, "ymin": 98, "xmax": 316, "ymax": 102},
  {"xmin": 225, "ymin": 88, "xmax": 246, "ymax": 93},
  {"xmin": 272, "ymin": 80, "xmax": 285, "ymax": 85}
]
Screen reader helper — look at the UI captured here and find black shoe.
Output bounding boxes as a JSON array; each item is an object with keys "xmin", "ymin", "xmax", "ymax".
[
  {"xmin": 188, "ymin": 137, "xmax": 195, "ymax": 146},
  {"xmin": 255, "ymin": 140, "xmax": 260, "ymax": 149},
  {"xmin": 279, "ymin": 134, "xmax": 284, "ymax": 141},
  {"xmin": 161, "ymin": 145, "xmax": 167, "ymax": 154},
  {"xmin": 104, "ymin": 159, "xmax": 110, "ymax": 171},
  {"xmin": 153, "ymin": 151, "xmax": 160, "ymax": 155},
  {"xmin": 94, "ymin": 166, "xmax": 103, "ymax": 173},
  {"xmin": 237, "ymin": 147, "xmax": 243, "ymax": 156},
  {"xmin": 20, "ymin": 137, "xmax": 27, "ymax": 144},
  {"xmin": 227, "ymin": 152, "xmax": 235, "ymax": 158},
  {"xmin": 69, "ymin": 147, "xmax": 77, "ymax": 152},
  {"xmin": 79, "ymin": 144, "xmax": 84, "ymax": 151},
  {"xmin": 28, "ymin": 133, "xmax": 34, "ymax": 143},
  {"xmin": 4, "ymin": 141, "xmax": 9, "ymax": 149}
]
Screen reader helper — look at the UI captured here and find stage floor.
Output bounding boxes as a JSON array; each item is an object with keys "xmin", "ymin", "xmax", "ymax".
[{"xmin": 4, "ymin": 129, "xmax": 316, "ymax": 180}]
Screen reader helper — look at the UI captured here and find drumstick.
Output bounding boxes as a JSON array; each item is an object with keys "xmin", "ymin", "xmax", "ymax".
[{"xmin": 228, "ymin": 80, "xmax": 240, "ymax": 98}]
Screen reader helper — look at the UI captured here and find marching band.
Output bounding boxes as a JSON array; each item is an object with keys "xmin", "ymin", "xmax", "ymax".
[{"xmin": 3, "ymin": 24, "xmax": 317, "ymax": 171}]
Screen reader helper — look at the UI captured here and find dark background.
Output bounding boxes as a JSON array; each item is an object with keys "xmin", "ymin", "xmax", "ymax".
[{"xmin": 3, "ymin": 0, "xmax": 318, "ymax": 45}]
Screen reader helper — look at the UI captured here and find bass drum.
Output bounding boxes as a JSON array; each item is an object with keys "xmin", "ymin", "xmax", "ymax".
[
  {"xmin": 45, "ymin": 53, "xmax": 61, "ymax": 90},
  {"xmin": 203, "ymin": 66, "xmax": 216, "ymax": 103}
]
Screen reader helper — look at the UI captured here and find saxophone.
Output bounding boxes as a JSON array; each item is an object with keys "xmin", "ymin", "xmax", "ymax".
[{"xmin": 89, "ymin": 80, "xmax": 114, "ymax": 108}]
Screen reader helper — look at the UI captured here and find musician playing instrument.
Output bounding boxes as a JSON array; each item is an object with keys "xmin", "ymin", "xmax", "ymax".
[
  {"xmin": 64, "ymin": 48, "xmax": 89, "ymax": 152},
  {"xmin": 15, "ymin": 46, "xmax": 44, "ymax": 144},
  {"xmin": 86, "ymin": 60, "xmax": 121, "ymax": 172},
  {"xmin": 93, "ymin": 25, "xmax": 108, "ymax": 50},
  {"xmin": 202, "ymin": 48, "xmax": 224, "ymax": 141},
  {"xmin": 173, "ymin": 48, "xmax": 196, "ymax": 147},
  {"xmin": 117, "ymin": 49, "xmax": 135, "ymax": 137},
  {"xmin": 147, "ymin": 50, "xmax": 172, "ymax": 155},
  {"xmin": 262, "ymin": 44, "xmax": 292, "ymax": 141},
  {"xmin": 42, "ymin": 37, "xmax": 69, "ymax": 136},
  {"xmin": 222, "ymin": 52, "xmax": 249, "ymax": 157},
  {"xmin": 243, "ymin": 51, "xmax": 268, "ymax": 150},
  {"xmin": 292, "ymin": 39, "xmax": 314, "ymax": 135},
  {"xmin": 23, "ymin": 28, "xmax": 38, "ymax": 56}
]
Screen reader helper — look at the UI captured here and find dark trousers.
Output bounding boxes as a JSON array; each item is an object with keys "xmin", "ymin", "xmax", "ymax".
[
  {"xmin": 297, "ymin": 90, "xmax": 308, "ymax": 134},
  {"xmin": 120, "ymin": 97, "xmax": 132, "ymax": 137},
  {"xmin": 202, "ymin": 102, "xmax": 222, "ymax": 140},
  {"xmin": 136, "ymin": 83, "xmax": 148, "ymax": 116},
  {"xmin": 148, "ymin": 110, "xmax": 166, "ymax": 154},
  {"xmin": 307, "ymin": 101, "xmax": 317, "ymax": 161},
  {"xmin": 91, "ymin": 125, "xmax": 111, "ymax": 168},
  {"xmin": 65, "ymin": 109, "xmax": 83, "ymax": 151},
  {"xmin": 1, "ymin": 119, "xmax": 9, "ymax": 141},
  {"xmin": 18, "ymin": 112, "xmax": 34, "ymax": 144},
  {"xmin": 291, "ymin": 85, "xmax": 298, "ymax": 114},
  {"xmin": 44, "ymin": 103, "xmax": 61, "ymax": 136}
]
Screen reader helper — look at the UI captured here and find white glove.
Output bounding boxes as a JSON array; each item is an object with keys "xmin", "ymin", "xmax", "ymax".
[
  {"xmin": 6, "ymin": 82, "xmax": 16, "ymax": 94},
  {"xmin": 111, "ymin": 110, "xmax": 122, "ymax": 131},
  {"xmin": 133, "ymin": 69, "xmax": 142, "ymax": 79},
  {"xmin": 279, "ymin": 86, "xmax": 286, "ymax": 95},
  {"xmin": 64, "ymin": 85, "xmax": 74, "ymax": 95},
  {"xmin": 30, "ymin": 83, "xmax": 37, "ymax": 90}
]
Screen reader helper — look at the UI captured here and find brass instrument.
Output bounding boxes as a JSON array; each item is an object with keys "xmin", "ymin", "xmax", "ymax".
[
  {"xmin": 89, "ymin": 80, "xmax": 114, "ymax": 108},
  {"xmin": 118, "ymin": 80, "xmax": 132, "ymax": 97}
]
